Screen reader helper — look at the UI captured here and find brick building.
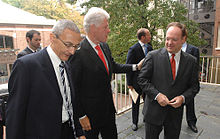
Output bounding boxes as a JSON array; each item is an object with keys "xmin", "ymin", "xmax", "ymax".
[
  {"xmin": 0, "ymin": 1, "xmax": 56, "ymax": 84},
  {"xmin": 213, "ymin": 0, "xmax": 220, "ymax": 55}
]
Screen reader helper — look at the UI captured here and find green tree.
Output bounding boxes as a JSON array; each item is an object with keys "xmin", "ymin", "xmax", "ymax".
[
  {"xmin": 82, "ymin": 0, "xmax": 207, "ymax": 63},
  {"xmin": 3, "ymin": 0, "xmax": 83, "ymax": 30}
]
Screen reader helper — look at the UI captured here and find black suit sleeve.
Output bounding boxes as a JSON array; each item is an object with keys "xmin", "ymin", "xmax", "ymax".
[
  {"xmin": 103, "ymin": 43, "xmax": 133, "ymax": 73},
  {"xmin": 182, "ymin": 57, "xmax": 200, "ymax": 104},
  {"xmin": 6, "ymin": 60, "xmax": 30, "ymax": 139},
  {"xmin": 137, "ymin": 53, "xmax": 160, "ymax": 101},
  {"xmin": 126, "ymin": 47, "xmax": 135, "ymax": 86}
]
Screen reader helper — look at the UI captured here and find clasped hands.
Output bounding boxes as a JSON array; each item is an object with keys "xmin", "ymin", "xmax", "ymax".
[{"xmin": 156, "ymin": 93, "xmax": 184, "ymax": 108}]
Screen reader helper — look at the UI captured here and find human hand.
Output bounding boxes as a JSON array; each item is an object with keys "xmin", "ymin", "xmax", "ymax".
[
  {"xmin": 78, "ymin": 136, "xmax": 86, "ymax": 139},
  {"xmin": 168, "ymin": 96, "xmax": 184, "ymax": 108},
  {"xmin": 128, "ymin": 86, "xmax": 134, "ymax": 90},
  {"xmin": 156, "ymin": 93, "xmax": 170, "ymax": 107},
  {"xmin": 79, "ymin": 116, "xmax": 91, "ymax": 131},
  {"xmin": 137, "ymin": 58, "xmax": 145, "ymax": 70}
]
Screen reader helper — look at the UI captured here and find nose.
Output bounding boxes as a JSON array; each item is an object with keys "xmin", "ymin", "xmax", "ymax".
[
  {"xmin": 107, "ymin": 28, "xmax": 110, "ymax": 33},
  {"xmin": 69, "ymin": 47, "xmax": 76, "ymax": 55}
]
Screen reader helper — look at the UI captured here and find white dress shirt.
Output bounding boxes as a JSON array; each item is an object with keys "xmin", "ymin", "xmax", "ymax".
[
  {"xmin": 47, "ymin": 46, "xmax": 73, "ymax": 123},
  {"xmin": 138, "ymin": 40, "xmax": 147, "ymax": 54}
]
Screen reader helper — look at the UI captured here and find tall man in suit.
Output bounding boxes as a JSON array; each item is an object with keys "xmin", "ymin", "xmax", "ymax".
[
  {"xmin": 126, "ymin": 28, "xmax": 153, "ymax": 131},
  {"xmin": 68, "ymin": 7, "xmax": 143, "ymax": 139},
  {"xmin": 182, "ymin": 37, "xmax": 200, "ymax": 133},
  {"xmin": 138, "ymin": 22, "xmax": 200, "ymax": 139},
  {"xmin": 6, "ymin": 20, "xmax": 85, "ymax": 139},
  {"xmin": 17, "ymin": 30, "xmax": 41, "ymax": 58}
]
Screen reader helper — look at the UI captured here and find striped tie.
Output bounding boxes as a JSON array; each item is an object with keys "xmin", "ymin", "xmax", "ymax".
[{"xmin": 59, "ymin": 61, "xmax": 74, "ymax": 128}]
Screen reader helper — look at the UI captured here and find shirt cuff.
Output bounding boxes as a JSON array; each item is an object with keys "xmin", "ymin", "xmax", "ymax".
[
  {"xmin": 79, "ymin": 115, "xmax": 87, "ymax": 120},
  {"xmin": 155, "ymin": 93, "xmax": 160, "ymax": 100},
  {"xmin": 181, "ymin": 95, "xmax": 185, "ymax": 103},
  {"xmin": 132, "ymin": 64, "xmax": 137, "ymax": 71}
]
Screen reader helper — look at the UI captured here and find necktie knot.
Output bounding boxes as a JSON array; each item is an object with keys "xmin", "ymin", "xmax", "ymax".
[
  {"xmin": 95, "ymin": 45, "xmax": 101, "ymax": 51},
  {"xmin": 59, "ymin": 61, "xmax": 65, "ymax": 69}
]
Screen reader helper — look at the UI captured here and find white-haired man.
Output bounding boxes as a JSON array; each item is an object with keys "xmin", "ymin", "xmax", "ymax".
[{"xmin": 68, "ymin": 7, "xmax": 143, "ymax": 138}]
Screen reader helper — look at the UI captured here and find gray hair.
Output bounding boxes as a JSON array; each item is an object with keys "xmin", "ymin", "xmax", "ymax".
[
  {"xmin": 52, "ymin": 19, "xmax": 80, "ymax": 36},
  {"xmin": 83, "ymin": 7, "xmax": 110, "ymax": 33}
]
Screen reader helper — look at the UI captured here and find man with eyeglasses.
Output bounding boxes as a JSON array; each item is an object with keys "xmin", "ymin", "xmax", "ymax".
[{"xmin": 6, "ymin": 20, "xmax": 85, "ymax": 139}]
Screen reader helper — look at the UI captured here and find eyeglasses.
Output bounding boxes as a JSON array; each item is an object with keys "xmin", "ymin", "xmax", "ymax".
[{"xmin": 56, "ymin": 35, "xmax": 80, "ymax": 50}]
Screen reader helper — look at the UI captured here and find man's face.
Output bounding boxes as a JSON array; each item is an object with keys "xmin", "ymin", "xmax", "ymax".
[
  {"xmin": 28, "ymin": 33, "xmax": 41, "ymax": 50},
  {"xmin": 51, "ymin": 29, "xmax": 82, "ymax": 61},
  {"xmin": 165, "ymin": 26, "xmax": 185, "ymax": 54},
  {"xmin": 92, "ymin": 18, "xmax": 110, "ymax": 43},
  {"xmin": 143, "ymin": 30, "xmax": 151, "ymax": 44}
]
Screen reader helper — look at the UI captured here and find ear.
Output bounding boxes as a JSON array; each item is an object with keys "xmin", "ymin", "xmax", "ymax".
[
  {"xmin": 50, "ymin": 33, "xmax": 56, "ymax": 42},
  {"xmin": 182, "ymin": 36, "xmax": 186, "ymax": 43},
  {"xmin": 26, "ymin": 37, "xmax": 30, "ymax": 43}
]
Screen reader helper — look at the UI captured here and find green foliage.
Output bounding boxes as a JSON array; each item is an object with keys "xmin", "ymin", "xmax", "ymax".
[
  {"xmin": 3, "ymin": 0, "xmax": 83, "ymax": 30},
  {"xmin": 81, "ymin": 0, "xmax": 207, "ymax": 63}
]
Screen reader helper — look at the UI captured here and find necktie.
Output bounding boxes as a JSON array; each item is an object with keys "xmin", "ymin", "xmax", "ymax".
[
  {"xmin": 144, "ymin": 44, "xmax": 148, "ymax": 56},
  {"xmin": 95, "ymin": 45, "xmax": 109, "ymax": 74},
  {"xmin": 59, "ymin": 61, "xmax": 73, "ymax": 126},
  {"xmin": 170, "ymin": 54, "xmax": 176, "ymax": 80}
]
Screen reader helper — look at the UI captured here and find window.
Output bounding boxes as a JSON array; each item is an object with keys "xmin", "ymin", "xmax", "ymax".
[{"xmin": 0, "ymin": 35, "xmax": 14, "ymax": 49}]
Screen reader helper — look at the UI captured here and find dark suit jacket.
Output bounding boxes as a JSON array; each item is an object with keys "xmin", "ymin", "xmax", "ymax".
[
  {"xmin": 17, "ymin": 47, "xmax": 33, "ymax": 58},
  {"xmin": 126, "ymin": 42, "xmax": 153, "ymax": 94},
  {"xmin": 6, "ymin": 48, "xmax": 83, "ymax": 139},
  {"xmin": 68, "ymin": 38, "xmax": 133, "ymax": 128},
  {"xmin": 186, "ymin": 43, "xmax": 200, "ymax": 67},
  {"xmin": 138, "ymin": 48, "xmax": 200, "ymax": 126}
]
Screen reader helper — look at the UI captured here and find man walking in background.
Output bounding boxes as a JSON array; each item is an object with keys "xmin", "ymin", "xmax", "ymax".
[
  {"xmin": 17, "ymin": 30, "xmax": 41, "ymax": 58},
  {"xmin": 182, "ymin": 32, "xmax": 200, "ymax": 133},
  {"xmin": 126, "ymin": 28, "xmax": 153, "ymax": 131}
]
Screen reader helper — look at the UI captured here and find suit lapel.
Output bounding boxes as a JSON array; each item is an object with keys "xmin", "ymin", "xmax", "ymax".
[
  {"xmin": 99, "ymin": 43, "xmax": 112, "ymax": 76},
  {"xmin": 40, "ymin": 48, "xmax": 62, "ymax": 100},
  {"xmin": 25, "ymin": 47, "xmax": 34, "ymax": 54},
  {"xmin": 175, "ymin": 51, "xmax": 187, "ymax": 83},
  {"xmin": 65, "ymin": 63, "xmax": 75, "ymax": 106},
  {"xmin": 83, "ymin": 39, "xmax": 109, "ymax": 76},
  {"xmin": 161, "ymin": 48, "xmax": 174, "ymax": 83},
  {"xmin": 136, "ymin": 43, "xmax": 145, "ymax": 58}
]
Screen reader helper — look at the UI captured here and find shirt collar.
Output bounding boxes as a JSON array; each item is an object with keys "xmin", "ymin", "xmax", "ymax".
[
  {"xmin": 138, "ymin": 40, "xmax": 145, "ymax": 47},
  {"xmin": 47, "ymin": 45, "xmax": 62, "ymax": 67},
  {"xmin": 182, "ymin": 42, "xmax": 187, "ymax": 52},
  {"xmin": 168, "ymin": 49, "xmax": 181, "ymax": 60},
  {"xmin": 27, "ymin": 46, "xmax": 35, "ymax": 52},
  {"xmin": 86, "ymin": 36, "xmax": 98, "ymax": 49}
]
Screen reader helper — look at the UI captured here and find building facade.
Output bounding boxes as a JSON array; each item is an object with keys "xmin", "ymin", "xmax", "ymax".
[{"xmin": 0, "ymin": 1, "xmax": 56, "ymax": 84}]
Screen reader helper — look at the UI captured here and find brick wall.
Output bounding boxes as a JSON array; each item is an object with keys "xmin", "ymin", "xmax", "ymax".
[
  {"xmin": 0, "ymin": 24, "xmax": 52, "ymax": 54},
  {"xmin": 213, "ymin": 0, "xmax": 220, "ymax": 56}
]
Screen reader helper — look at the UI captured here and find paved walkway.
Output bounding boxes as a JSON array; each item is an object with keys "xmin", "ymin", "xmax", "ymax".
[{"xmin": 116, "ymin": 83, "xmax": 220, "ymax": 139}]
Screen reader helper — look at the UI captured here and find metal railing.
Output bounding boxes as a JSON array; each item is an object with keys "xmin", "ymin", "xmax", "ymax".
[
  {"xmin": 200, "ymin": 56, "xmax": 220, "ymax": 84},
  {"xmin": 112, "ymin": 74, "xmax": 143, "ymax": 114}
]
